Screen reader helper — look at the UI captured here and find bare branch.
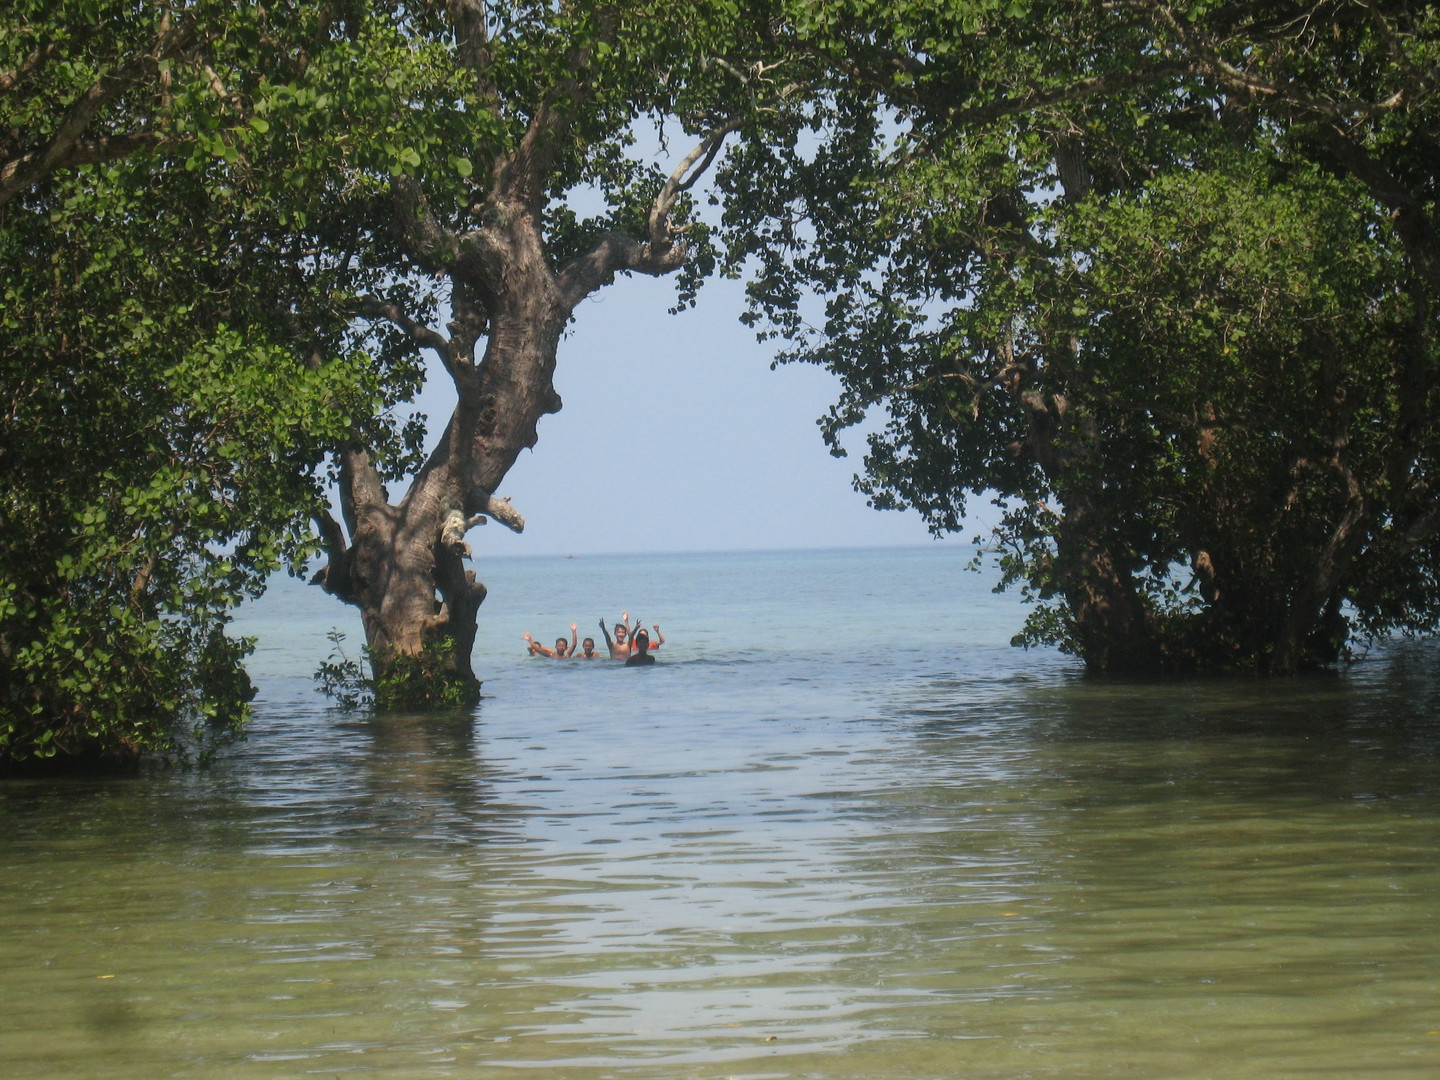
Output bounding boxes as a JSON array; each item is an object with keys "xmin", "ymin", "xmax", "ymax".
[
  {"xmin": 556, "ymin": 116, "xmax": 743, "ymax": 306},
  {"xmin": 647, "ymin": 115, "xmax": 744, "ymax": 244},
  {"xmin": 357, "ymin": 294, "xmax": 453, "ymax": 359},
  {"xmin": 555, "ymin": 231, "xmax": 679, "ymax": 306},
  {"xmin": 469, "ymin": 490, "xmax": 525, "ymax": 533}
]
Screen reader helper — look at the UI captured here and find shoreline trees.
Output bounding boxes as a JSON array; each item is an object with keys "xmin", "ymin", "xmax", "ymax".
[
  {"xmin": 7, "ymin": 1, "xmax": 1440, "ymax": 770},
  {"xmin": 1, "ymin": 3, "xmax": 427, "ymax": 766},
  {"xmin": 1, "ymin": 1, "xmax": 774, "ymax": 764},
  {"xmin": 721, "ymin": 0, "xmax": 1440, "ymax": 674}
]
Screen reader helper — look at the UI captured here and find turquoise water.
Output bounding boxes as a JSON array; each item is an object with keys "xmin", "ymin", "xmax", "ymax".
[{"xmin": 2, "ymin": 547, "xmax": 1438, "ymax": 1078}]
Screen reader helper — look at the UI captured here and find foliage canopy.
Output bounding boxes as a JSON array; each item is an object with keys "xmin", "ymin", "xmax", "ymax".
[
  {"xmin": 1, "ymin": 0, "xmax": 774, "ymax": 764},
  {"xmin": 8, "ymin": 1, "xmax": 1440, "ymax": 774},
  {"xmin": 0, "ymin": 2, "xmax": 423, "ymax": 765},
  {"xmin": 721, "ymin": 0, "xmax": 1440, "ymax": 673}
]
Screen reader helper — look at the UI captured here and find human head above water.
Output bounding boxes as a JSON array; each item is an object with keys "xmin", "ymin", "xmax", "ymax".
[
  {"xmin": 633, "ymin": 629, "xmax": 649, "ymax": 652},
  {"xmin": 554, "ymin": 638, "xmax": 568, "ymax": 654},
  {"xmin": 615, "ymin": 624, "xmax": 628, "ymax": 641}
]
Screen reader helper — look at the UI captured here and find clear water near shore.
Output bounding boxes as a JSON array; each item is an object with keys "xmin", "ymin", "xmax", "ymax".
[{"xmin": 2, "ymin": 546, "xmax": 1438, "ymax": 1078}]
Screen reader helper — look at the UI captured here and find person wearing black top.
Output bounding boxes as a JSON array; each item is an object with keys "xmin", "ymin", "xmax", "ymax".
[{"xmin": 624, "ymin": 628, "xmax": 656, "ymax": 666}]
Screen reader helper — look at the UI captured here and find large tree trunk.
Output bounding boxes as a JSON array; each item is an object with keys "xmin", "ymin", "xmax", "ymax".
[
  {"xmin": 319, "ymin": 208, "xmax": 563, "ymax": 695},
  {"xmin": 1019, "ymin": 380, "xmax": 1157, "ymax": 674},
  {"xmin": 1268, "ymin": 475, "xmax": 1368, "ymax": 676},
  {"xmin": 1054, "ymin": 502, "xmax": 1158, "ymax": 674}
]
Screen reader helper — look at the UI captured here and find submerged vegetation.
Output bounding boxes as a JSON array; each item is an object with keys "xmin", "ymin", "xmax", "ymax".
[
  {"xmin": 4, "ymin": 1, "xmax": 1440, "ymax": 767},
  {"xmin": 315, "ymin": 631, "xmax": 479, "ymax": 712}
]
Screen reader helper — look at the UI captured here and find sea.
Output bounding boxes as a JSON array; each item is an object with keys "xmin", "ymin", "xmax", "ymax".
[{"xmin": 1, "ymin": 545, "xmax": 1438, "ymax": 1079}]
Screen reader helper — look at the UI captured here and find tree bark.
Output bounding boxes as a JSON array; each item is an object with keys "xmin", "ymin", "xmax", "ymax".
[
  {"xmin": 318, "ymin": 202, "xmax": 563, "ymax": 689},
  {"xmin": 1054, "ymin": 503, "xmax": 1158, "ymax": 673},
  {"xmin": 1269, "ymin": 470, "xmax": 1368, "ymax": 675},
  {"xmin": 1017, "ymin": 359, "xmax": 1156, "ymax": 673}
]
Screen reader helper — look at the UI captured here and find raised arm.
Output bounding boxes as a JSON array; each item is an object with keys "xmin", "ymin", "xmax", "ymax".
[
  {"xmin": 600, "ymin": 616, "xmax": 629, "ymax": 660},
  {"xmin": 522, "ymin": 632, "xmax": 553, "ymax": 657},
  {"xmin": 568, "ymin": 623, "xmax": 579, "ymax": 657},
  {"xmin": 650, "ymin": 623, "xmax": 665, "ymax": 649}
]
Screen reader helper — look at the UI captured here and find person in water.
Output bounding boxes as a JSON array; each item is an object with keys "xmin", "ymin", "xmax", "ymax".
[
  {"xmin": 574, "ymin": 636, "xmax": 601, "ymax": 660},
  {"xmin": 523, "ymin": 623, "xmax": 577, "ymax": 658},
  {"xmin": 624, "ymin": 628, "xmax": 656, "ymax": 666},
  {"xmin": 598, "ymin": 616, "xmax": 630, "ymax": 660},
  {"xmin": 600, "ymin": 611, "xmax": 665, "ymax": 658}
]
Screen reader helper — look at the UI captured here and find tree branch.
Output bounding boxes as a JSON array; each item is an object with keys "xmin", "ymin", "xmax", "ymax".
[
  {"xmin": 390, "ymin": 175, "xmax": 461, "ymax": 271},
  {"xmin": 0, "ymin": 13, "xmax": 202, "ymax": 207},
  {"xmin": 463, "ymin": 490, "xmax": 525, "ymax": 533},
  {"xmin": 1135, "ymin": 0, "xmax": 1431, "ymax": 122},
  {"xmin": 0, "ymin": 131, "xmax": 173, "ymax": 199},
  {"xmin": 1309, "ymin": 124, "xmax": 1440, "ymax": 294},
  {"xmin": 555, "ymin": 230, "xmax": 679, "ymax": 306},
  {"xmin": 932, "ymin": 61, "xmax": 1195, "ymax": 130},
  {"xmin": 447, "ymin": 0, "xmax": 501, "ymax": 111},
  {"xmin": 0, "ymin": 38, "xmax": 69, "ymax": 94},
  {"xmin": 647, "ymin": 116, "xmax": 744, "ymax": 247},
  {"xmin": 1397, "ymin": 504, "xmax": 1440, "ymax": 552},
  {"xmin": 357, "ymin": 294, "xmax": 453, "ymax": 360},
  {"xmin": 338, "ymin": 446, "xmax": 389, "ymax": 534},
  {"xmin": 309, "ymin": 507, "xmax": 352, "ymax": 591},
  {"xmin": 556, "ymin": 117, "xmax": 743, "ymax": 306}
]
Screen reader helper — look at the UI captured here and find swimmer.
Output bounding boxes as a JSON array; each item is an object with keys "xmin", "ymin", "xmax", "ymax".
[
  {"xmin": 597, "ymin": 617, "xmax": 629, "ymax": 660},
  {"xmin": 523, "ymin": 623, "xmax": 578, "ymax": 658},
  {"xmin": 574, "ymin": 636, "xmax": 601, "ymax": 660},
  {"xmin": 624, "ymin": 628, "xmax": 656, "ymax": 666},
  {"xmin": 614, "ymin": 611, "xmax": 665, "ymax": 655}
]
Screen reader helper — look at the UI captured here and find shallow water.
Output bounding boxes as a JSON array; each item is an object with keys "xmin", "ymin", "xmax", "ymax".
[{"xmin": 2, "ymin": 547, "xmax": 1438, "ymax": 1078}]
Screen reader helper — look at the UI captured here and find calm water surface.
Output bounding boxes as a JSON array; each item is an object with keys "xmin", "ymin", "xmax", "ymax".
[{"xmin": 2, "ymin": 547, "xmax": 1438, "ymax": 1078}]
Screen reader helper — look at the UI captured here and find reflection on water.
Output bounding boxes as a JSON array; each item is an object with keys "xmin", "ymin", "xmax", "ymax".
[{"xmin": 2, "ymin": 551, "xmax": 1438, "ymax": 1078}]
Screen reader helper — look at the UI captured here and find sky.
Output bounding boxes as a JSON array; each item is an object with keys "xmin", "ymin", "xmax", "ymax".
[{"xmin": 408, "ymin": 271, "xmax": 982, "ymax": 558}]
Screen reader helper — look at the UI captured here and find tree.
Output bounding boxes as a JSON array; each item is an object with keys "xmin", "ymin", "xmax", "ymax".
[
  {"xmin": 0, "ymin": 3, "xmax": 417, "ymax": 766},
  {"xmin": 279, "ymin": 0, "xmax": 775, "ymax": 701},
  {"xmin": 719, "ymin": 0, "xmax": 1440, "ymax": 673},
  {"xmin": 2, "ymin": 0, "xmax": 778, "ymax": 764}
]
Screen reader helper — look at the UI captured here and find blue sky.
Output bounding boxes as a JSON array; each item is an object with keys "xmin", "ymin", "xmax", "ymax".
[{"xmin": 409, "ymin": 270, "xmax": 977, "ymax": 558}]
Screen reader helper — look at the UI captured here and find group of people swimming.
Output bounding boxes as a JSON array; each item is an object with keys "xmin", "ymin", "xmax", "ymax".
[{"xmin": 522, "ymin": 611, "xmax": 663, "ymax": 667}]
